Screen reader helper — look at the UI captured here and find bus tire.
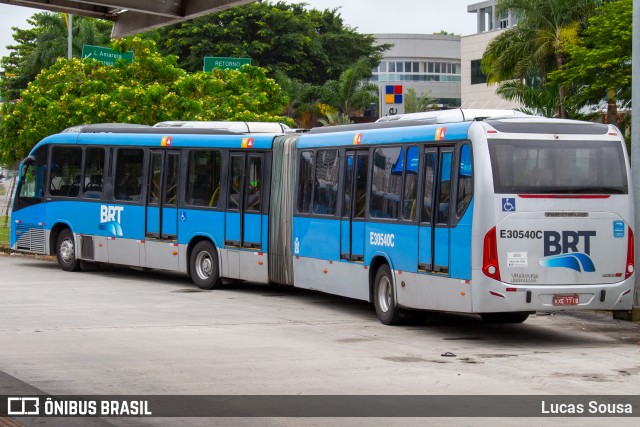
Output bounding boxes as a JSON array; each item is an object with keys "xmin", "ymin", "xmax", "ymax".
[
  {"xmin": 190, "ymin": 241, "xmax": 222, "ymax": 290},
  {"xmin": 56, "ymin": 228, "xmax": 80, "ymax": 272},
  {"xmin": 373, "ymin": 264, "xmax": 402, "ymax": 325},
  {"xmin": 480, "ymin": 312, "xmax": 530, "ymax": 324}
]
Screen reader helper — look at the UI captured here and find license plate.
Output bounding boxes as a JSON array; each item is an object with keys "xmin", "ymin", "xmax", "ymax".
[{"xmin": 553, "ymin": 294, "xmax": 579, "ymax": 306}]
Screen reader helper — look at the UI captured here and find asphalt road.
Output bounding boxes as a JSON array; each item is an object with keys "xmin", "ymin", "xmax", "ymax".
[{"xmin": 0, "ymin": 253, "xmax": 639, "ymax": 426}]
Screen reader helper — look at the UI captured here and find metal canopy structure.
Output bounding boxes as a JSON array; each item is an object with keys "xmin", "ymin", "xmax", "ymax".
[{"xmin": 0, "ymin": 0, "xmax": 255, "ymax": 38}]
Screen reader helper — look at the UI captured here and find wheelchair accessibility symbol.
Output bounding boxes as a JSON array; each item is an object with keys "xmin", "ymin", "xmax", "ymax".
[{"xmin": 502, "ymin": 198, "xmax": 516, "ymax": 212}]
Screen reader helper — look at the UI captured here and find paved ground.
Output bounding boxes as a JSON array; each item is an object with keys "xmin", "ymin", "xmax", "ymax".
[{"xmin": 0, "ymin": 253, "xmax": 639, "ymax": 426}]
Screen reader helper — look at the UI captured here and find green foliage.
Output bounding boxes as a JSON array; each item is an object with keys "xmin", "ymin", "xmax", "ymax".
[
  {"xmin": 0, "ymin": 38, "xmax": 291, "ymax": 164},
  {"xmin": 151, "ymin": 0, "xmax": 389, "ymax": 86},
  {"xmin": 272, "ymin": 70, "xmax": 322, "ymax": 128},
  {"xmin": 0, "ymin": 12, "xmax": 112, "ymax": 101},
  {"xmin": 319, "ymin": 57, "xmax": 378, "ymax": 117},
  {"xmin": 0, "ymin": 24, "xmax": 39, "ymax": 101},
  {"xmin": 318, "ymin": 111, "xmax": 352, "ymax": 126},
  {"xmin": 482, "ymin": 0, "xmax": 600, "ymax": 117},
  {"xmin": 0, "ymin": 216, "xmax": 8, "ymax": 246},
  {"xmin": 404, "ymin": 88, "xmax": 437, "ymax": 113},
  {"xmin": 549, "ymin": 0, "xmax": 632, "ymax": 117}
]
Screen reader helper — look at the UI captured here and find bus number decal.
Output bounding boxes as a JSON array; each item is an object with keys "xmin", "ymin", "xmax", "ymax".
[
  {"xmin": 499, "ymin": 230, "xmax": 543, "ymax": 239},
  {"xmin": 370, "ymin": 232, "xmax": 395, "ymax": 248}
]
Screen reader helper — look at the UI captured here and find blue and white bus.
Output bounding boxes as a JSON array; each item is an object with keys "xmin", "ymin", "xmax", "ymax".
[{"xmin": 11, "ymin": 111, "xmax": 635, "ymax": 324}]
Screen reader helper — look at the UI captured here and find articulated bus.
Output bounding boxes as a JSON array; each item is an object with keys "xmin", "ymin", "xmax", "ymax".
[{"xmin": 11, "ymin": 111, "xmax": 635, "ymax": 324}]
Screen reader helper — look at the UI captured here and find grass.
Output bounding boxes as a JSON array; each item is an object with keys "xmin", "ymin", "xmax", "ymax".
[{"xmin": 0, "ymin": 216, "xmax": 9, "ymax": 247}]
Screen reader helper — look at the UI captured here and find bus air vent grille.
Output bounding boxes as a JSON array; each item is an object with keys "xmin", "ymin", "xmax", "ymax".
[
  {"xmin": 16, "ymin": 224, "xmax": 46, "ymax": 253},
  {"xmin": 81, "ymin": 235, "xmax": 94, "ymax": 260},
  {"xmin": 544, "ymin": 212, "xmax": 588, "ymax": 218}
]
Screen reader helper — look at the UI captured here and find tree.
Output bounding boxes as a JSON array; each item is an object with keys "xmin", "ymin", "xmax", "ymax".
[
  {"xmin": 272, "ymin": 70, "xmax": 322, "ymax": 128},
  {"xmin": 0, "ymin": 12, "xmax": 112, "ymax": 101},
  {"xmin": 0, "ymin": 38, "xmax": 291, "ymax": 164},
  {"xmin": 495, "ymin": 79, "xmax": 558, "ymax": 117},
  {"xmin": 0, "ymin": 24, "xmax": 38, "ymax": 101},
  {"xmin": 319, "ymin": 57, "xmax": 379, "ymax": 117},
  {"xmin": 549, "ymin": 0, "xmax": 631, "ymax": 125},
  {"xmin": 404, "ymin": 88, "xmax": 438, "ymax": 113},
  {"xmin": 481, "ymin": 0, "xmax": 600, "ymax": 118},
  {"xmin": 151, "ymin": 0, "xmax": 389, "ymax": 86}
]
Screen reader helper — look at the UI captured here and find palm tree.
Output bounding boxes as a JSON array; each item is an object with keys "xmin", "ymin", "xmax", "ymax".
[
  {"xmin": 25, "ymin": 12, "xmax": 112, "ymax": 75},
  {"xmin": 481, "ymin": 0, "xmax": 600, "ymax": 118},
  {"xmin": 318, "ymin": 111, "xmax": 353, "ymax": 126},
  {"xmin": 320, "ymin": 57, "xmax": 379, "ymax": 117},
  {"xmin": 404, "ymin": 88, "xmax": 438, "ymax": 113}
]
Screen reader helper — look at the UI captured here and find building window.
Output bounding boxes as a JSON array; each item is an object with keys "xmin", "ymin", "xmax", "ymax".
[
  {"xmin": 471, "ymin": 59, "xmax": 487, "ymax": 85},
  {"xmin": 498, "ymin": 12, "xmax": 509, "ymax": 29}
]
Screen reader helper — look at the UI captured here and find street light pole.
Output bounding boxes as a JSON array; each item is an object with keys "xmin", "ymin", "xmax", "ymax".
[{"xmin": 67, "ymin": 13, "xmax": 72, "ymax": 60}]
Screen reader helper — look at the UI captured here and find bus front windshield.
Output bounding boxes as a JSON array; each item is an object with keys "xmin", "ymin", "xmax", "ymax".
[{"xmin": 488, "ymin": 139, "xmax": 628, "ymax": 194}]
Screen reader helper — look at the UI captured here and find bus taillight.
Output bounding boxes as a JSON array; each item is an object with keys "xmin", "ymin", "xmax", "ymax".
[
  {"xmin": 482, "ymin": 227, "xmax": 501, "ymax": 281},
  {"xmin": 625, "ymin": 227, "xmax": 634, "ymax": 279}
]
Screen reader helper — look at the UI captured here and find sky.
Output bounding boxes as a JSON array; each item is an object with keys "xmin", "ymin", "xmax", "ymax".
[{"xmin": 0, "ymin": 0, "xmax": 478, "ymax": 68}]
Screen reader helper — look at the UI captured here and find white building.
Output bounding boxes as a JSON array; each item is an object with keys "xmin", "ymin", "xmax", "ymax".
[
  {"xmin": 461, "ymin": 0, "xmax": 521, "ymax": 109},
  {"xmin": 371, "ymin": 34, "xmax": 461, "ymax": 118}
]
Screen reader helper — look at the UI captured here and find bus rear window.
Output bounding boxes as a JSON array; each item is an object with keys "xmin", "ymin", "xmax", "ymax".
[{"xmin": 488, "ymin": 139, "xmax": 628, "ymax": 194}]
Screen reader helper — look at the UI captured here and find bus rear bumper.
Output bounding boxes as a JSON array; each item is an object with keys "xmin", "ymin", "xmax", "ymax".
[{"xmin": 473, "ymin": 276, "xmax": 635, "ymax": 313}]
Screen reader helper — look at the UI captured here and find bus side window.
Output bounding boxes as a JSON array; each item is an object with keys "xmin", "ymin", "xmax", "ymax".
[
  {"xmin": 49, "ymin": 146, "xmax": 82, "ymax": 198},
  {"xmin": 83, "ymin": 147, "xmax": 105, "ymax": 199},
  {"xmin": 370, "ymin": 146, "xmax": 402, "ymax": 219},
  {"xmin": 313, "ymin": 149, "xmax": 339, "ymax": 215},
  {"xmin": 354, "ymin": 153, "xmax": 368, "ymax": 218},
  {"xmin": 186, "ymin": 150, "xmax": 221, "ymax": 208},
  {"xmin": 114, "ymin": 149, "xmax": 144, "ymax": 202},
  {"xmin": 297, "ymin": 151, "xmax": 314, "ymax": 214},
  {"xmin": 422, "ymin": 151, "xmax": 437, "ymax": 223},
  {"xmin": 246, "ymin": 155, "xmax": 262, "ymax": 212},
  {"xmin": 456, "ymin": 144, "xmax": 473, "ymax": 218},
  {"xmin": 402, "ymin": 146, "xmax": 419, "ymax": 221},
  {"xmin": 18, "ymin": 147, "xmax": 46, "ymax": 200},
  {"xmin": 436, "ymin": 151, "xmax": 453, "ymax": 225}
]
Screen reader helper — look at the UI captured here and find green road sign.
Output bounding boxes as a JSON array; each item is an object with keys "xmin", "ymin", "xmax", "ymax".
[
  {"xmin": 203, "ymin": 57, "xmax": 252, "ymax": 72},
  {"xmin": 82, "ymin": 45, "xmax": 134, "ymax": 66}
]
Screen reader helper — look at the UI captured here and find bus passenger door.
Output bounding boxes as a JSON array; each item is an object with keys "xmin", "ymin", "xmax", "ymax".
[
  {"xmin": 145, "ymin": 150, "xmax": 180, "ymax": 270},
  {"xmin": 341, "ymin": 150, "xmax": 368, "ymax": 262},
  {"xmin": 225, "ymin": 152, "xmax": 264, "ymax": 250},
  {"xmin": 419, "ymin": 148, "xmax": 452, "ymax": 275}
]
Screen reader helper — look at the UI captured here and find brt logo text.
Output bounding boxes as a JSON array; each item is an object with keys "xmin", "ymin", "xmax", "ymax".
[
  {"xmin": 99, "ymin": 205, "xmax": 125, "ymax": 237},
  {"xmin": 100, "ymin": 205, "xmax": 124, "ymax": 224},
  {"xmin": 543, "ymin": 231, "xmax": 596, "ymax": 256}
]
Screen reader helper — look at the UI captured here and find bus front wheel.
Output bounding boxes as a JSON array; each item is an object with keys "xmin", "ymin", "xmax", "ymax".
[
  {"xmin": 56, "ymin": 228, "xmax": 80, "ymax": 272},
  {"xmin": 373, "ymin": 264, "xmax": 402, "ymax": 325},
  {"xmin": 190, "ymin": 241, "xmax": 222, "ymax": 290}
]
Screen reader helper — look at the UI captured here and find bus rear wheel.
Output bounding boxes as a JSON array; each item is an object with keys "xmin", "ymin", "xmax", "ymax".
[
  {"xmin": 480, "ymin": 312, "xmax": 530, "ymax": 324},
  {"xmin": 56, "ymin": 228, "xmax": 80, "ymax": 272},
  {"xmin": 373, "ymin": 264, "xmax": 402, "ymax": 325},
  {"xmin": 190, "ymin": 241, "xmax": 222, "ymax": 290}
]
